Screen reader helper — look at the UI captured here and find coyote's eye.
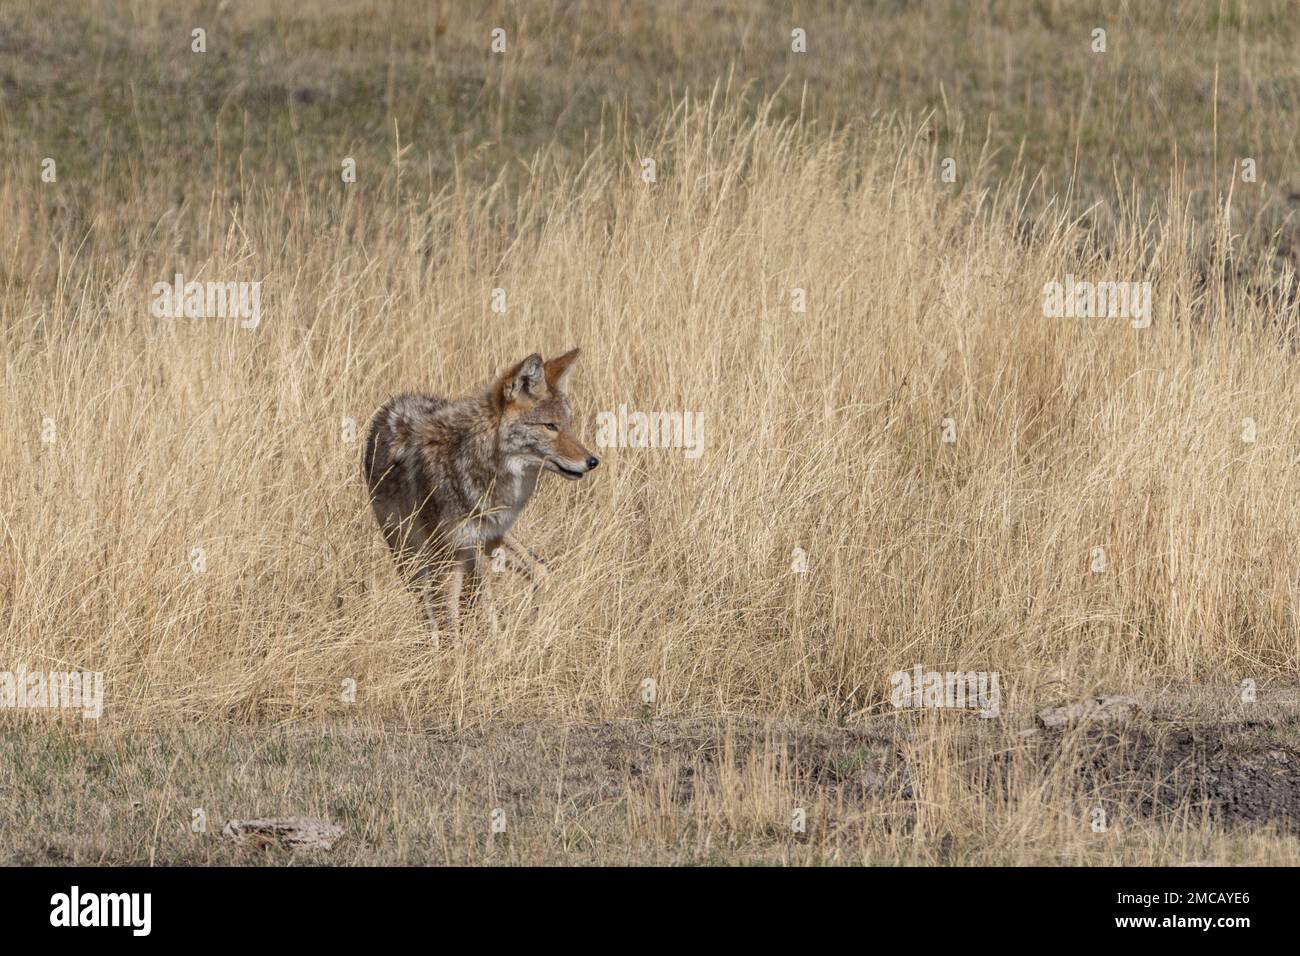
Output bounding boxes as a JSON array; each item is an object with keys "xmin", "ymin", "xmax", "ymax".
[{"xmin": 542, "ymin": 423, "xmax": 559, "ymax": 432}]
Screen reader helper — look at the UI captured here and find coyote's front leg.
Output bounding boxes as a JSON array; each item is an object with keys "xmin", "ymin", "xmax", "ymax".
[
  {"xmin": 447, "ymin": 571, "xmax": 466, "ymax": 640},
  {"xmin": 438, "ymin": 556, "xmax": 473, "ymax": 642},
  {"xmin": 401, "ymin": 552, "xmax": 444, "ymax": 645},
  {"xmin": 500, "ymin": 532, "xmax": 550, "ymax": 618},
  {"xmin": 412, "ymin": 559, "xmax": 467, "ymax": 646},
  {"xmin": 502, "ymin": 533, "xmax": 549, "ymax": 585},
  {"xmin": 468, "ymin": 549, "xmax": 501, "ymax": 636}
]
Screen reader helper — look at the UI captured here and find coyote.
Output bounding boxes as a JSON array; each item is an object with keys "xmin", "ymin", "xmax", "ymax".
[{"xmin": 362, "ymin": 349, "xmax": 598, "ymax": 639}]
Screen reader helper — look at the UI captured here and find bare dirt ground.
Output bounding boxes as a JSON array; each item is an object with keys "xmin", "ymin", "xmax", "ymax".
[{"xmin": 5, "ymin": 687, "xmax": 1298, "ymax": 865}]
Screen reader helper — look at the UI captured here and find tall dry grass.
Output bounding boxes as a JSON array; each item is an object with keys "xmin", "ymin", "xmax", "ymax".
[{"xmin": 2, "ymin": 91, "xmax": 1298, "ymax": 729}]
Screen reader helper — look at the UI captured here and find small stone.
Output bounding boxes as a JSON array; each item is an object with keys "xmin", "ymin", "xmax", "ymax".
[
  {"xmin": 222, "ymin": 816, "xmax": 343, "ymax": 852},
  {"xmin": 1036, "ymin": 695, "xmax": 1141, "ymax": 729}
]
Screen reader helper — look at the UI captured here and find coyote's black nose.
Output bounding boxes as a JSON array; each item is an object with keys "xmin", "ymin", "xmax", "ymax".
[{"xmin": 586, "ymin": 456, "xmax": 600, "ymax": 470}]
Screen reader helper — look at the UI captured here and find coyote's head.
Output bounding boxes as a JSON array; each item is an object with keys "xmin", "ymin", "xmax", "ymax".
[{"xmin": 494, "ymin": 349, "xmax": 599, "ymax": 480}]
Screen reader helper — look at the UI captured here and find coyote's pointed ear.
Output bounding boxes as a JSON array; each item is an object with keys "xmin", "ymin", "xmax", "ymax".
[
  {"xmin": 500, "ymin": 353, "xmax": 546, "ymax": 404},
  {"xmin": 543, "ymin": 348, "xmax": 581, "ymax": 393}
]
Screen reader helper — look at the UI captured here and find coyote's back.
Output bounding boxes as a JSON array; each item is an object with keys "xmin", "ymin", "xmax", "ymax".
[{"xmin": 363, "ymin": 394, "xmax": 448, "ymax": 532}]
